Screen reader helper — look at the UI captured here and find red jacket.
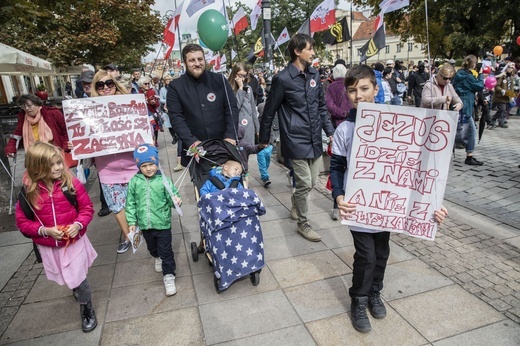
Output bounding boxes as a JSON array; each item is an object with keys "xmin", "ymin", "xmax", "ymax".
[
  {"xmin": 16, "ymin": 178, "xmax": 94, "ymax": 247},
  {"xmin": 5, "ymin": 106, "xmax": 70, "ymax": 155}
]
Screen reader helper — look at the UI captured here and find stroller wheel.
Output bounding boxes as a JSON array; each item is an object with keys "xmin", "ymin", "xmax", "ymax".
[
  {"xmin": 190, "ymin": 242, "xmax": 199, "ymax": 262},
  {"xmin": 214, "ymin": 276, "xmax": 222, "ymax": 294},
  {"xmin": 250, "ymin": 271, "xmax": 260, "ymax": 286}
]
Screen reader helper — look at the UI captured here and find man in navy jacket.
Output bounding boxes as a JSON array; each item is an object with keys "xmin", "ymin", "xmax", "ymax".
[
  {"xmin": 167, "ymin": 44, "xmax": 239, "ymax": 167},
  {"xmin": 259, "ymin": 33, "xmax": 334, "ymax": 242}
]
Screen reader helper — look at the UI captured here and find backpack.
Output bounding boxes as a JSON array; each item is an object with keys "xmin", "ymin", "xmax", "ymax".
[{"xmin": 18, "ymin": 185, "xmax": 78, "ymax": 263}]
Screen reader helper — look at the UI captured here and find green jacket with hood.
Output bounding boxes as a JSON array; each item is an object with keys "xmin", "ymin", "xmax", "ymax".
[{"xmin": 126, "ymin": 171, "xmax": 181, "ymax": 231}]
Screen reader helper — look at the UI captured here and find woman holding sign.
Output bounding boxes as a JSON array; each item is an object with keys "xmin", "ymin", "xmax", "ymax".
[{"xmin": 89, "ymin": 70, "xmax": 135, "ymax": 254}]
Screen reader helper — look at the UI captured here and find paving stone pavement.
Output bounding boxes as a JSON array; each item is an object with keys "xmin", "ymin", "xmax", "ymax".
[{"xmin": 0, "ymin": 112, "xmax": 520, "ymax": 345}]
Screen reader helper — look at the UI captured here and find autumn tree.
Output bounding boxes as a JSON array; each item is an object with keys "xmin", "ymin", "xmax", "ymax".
[
  {"xmin": 0, "ymin": 0, "xmax": 163, "ymax": 70},
  {"xmin": 352, "ymin": 0, "xmax": 520, "ymax": 59}
]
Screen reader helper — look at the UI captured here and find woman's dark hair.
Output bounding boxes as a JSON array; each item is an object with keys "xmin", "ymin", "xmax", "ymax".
[
  {"xmin": 287, "ymin": 33, "xmax": 315, "ymax": 62},
  {"xmin": 228, "ymin": 62, "xmax": 249, "ymax": 93},
  {"xmin": 182, "ymin": 43, "xmax": 204, "ymax": 62},
  {"xmin": 462, "ymin": 55, "xmax": 477, "ymax": 70},
  {"xmin": 17, "ymin": 94, "xmax": 43, "ymax": 107}
]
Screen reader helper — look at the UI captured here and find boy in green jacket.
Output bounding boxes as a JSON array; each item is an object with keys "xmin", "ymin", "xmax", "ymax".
[{"xmin": 126, "ymin": 143, "xmax": 182, "ymax": 296}]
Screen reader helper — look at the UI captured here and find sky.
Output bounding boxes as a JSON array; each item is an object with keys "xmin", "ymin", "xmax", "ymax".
[{"xmin": 146, "ymin": 0, "xmax": 363, "ymax": 61}]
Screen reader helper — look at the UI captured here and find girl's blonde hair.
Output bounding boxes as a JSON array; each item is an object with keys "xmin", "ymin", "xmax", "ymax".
[
  {"xmin": 90, "ymin": 70, "xmax": 129, "ymax": 96},
  {"xmin": 24, "ymin": 142, "xmax": 75, "ymax": 209}
]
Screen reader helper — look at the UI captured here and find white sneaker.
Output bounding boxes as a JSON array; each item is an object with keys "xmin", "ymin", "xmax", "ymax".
[
  {"xmin": 163, "ymin": 274, "xmax": 177, "ymax": 296},
  {"xmin": 154, "ymin": 258, "xmax": 162, "ymax": 273}
]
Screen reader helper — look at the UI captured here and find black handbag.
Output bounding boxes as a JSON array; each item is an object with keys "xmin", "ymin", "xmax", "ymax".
[{"xmin": 455, "ymin": 111, "xmax": 470, "ymax": 147}]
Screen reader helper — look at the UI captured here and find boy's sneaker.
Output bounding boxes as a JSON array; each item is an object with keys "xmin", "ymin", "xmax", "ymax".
[
  {"xmin": 297, "ymin": 223, "xmax": 321, "ymax": 242},
  {"xmin": 351, "ymin": 297, "xmax": 371, "ymax": 333},
  {"xmin": 154, "ymin": 258, "xmax": 162, "ymax": 273},
  {"xmin": 263, "ymin": 179, "xmax": 271, "ymax": 188},
  {"xmin": 368, "ymin": 291, "xmax": 387, "ymax": 319},
  {"xmin": 117, "ymin": 240, "xmax": 131, "ymax": 254},
  {"xmin": 163, "ymin": 274, "xmax": 177, "ymax": 296}
]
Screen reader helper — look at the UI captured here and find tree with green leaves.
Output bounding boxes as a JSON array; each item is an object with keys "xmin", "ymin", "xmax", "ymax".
[
  {"xmin": 0, "ymin": 0, "xmax": 162, "ymax": 71},
  {"xmin": 352, "ymin": 0, "xmax": 520, "ymax": 59}
]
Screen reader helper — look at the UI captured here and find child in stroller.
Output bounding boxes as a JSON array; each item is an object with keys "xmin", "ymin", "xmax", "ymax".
[{"xmin": 188, "ymin": 139, "xmax": 266, "ymax": 293}]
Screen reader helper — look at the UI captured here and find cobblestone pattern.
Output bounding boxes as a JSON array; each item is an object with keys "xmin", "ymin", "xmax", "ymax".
[
  {"xmin": 315, "ymin": 174, "xmax": 520, "ymax": 323},
  {"xmin": 0, "ymin": 252, "xmax": 41, "ymax": 338},
  {"xmin": 392, "ymin": 221, "xmax": 520, "ymax": 323}
]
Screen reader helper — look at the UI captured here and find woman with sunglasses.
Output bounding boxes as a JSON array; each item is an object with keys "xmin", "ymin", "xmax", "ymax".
[
  {"xmin": 5, "ymin": 94, "xmax": 70, "ymax": 158},
  {"xmin": 228, "ymin": 63, "xmax": 259, "ymax": 149},
  {"xmin": 89, "ymin": 70, "xmax": 135, "ymax": 253},
  {"xmin": 451, "ymin": 55, "xmax": 485, "ymax": 166}
]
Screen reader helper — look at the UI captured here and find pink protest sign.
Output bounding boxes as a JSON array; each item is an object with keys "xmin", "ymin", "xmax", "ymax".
[
  {"xmin": 341, "ymin": 103, "xmax": 458, "ymax": 240},
  {"xmin": 62, "ymin": 94, "xmax": 153, "ymax": 159}
]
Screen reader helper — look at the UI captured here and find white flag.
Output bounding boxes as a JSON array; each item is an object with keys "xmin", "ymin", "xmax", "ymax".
[
  {"xmin": 379, "ymin": 0, "xmax": 409, "ymax": 14},
  {"xmin": 250, "ymin": 0, "xmax": 262, "ymax": 30},
  {"xmin": 274, "ymin": 27, "xmax": 290, "ymax": 49},
  {"xmin": 231, "ymin": 49, "xmax": 237, "ymax": 61},
  {"xmin": 186, "ymin": 0, "xmax": 215, "ymax": 17}
]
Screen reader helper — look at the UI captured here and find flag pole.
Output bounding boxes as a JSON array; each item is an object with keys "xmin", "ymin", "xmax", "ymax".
[
  {"xmin": 174, "ymin": 0, "xmax": 183, "ymax": 64},
  {"xmin": 270, "ymin": 32, "xmax": 287, "ymax": 65},
  {"xmin": 226, "ymin": 0, "xmax": 241, "ymax": 61},
  {"xmin": 350, "ymin": 1, "xmax": 354, "ymax": 66}
]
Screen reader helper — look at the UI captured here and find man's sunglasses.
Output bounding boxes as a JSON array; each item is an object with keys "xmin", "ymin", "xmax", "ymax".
[{"xmin": 95, "ymin": 79, "xmax": 115, "ymax": 90}]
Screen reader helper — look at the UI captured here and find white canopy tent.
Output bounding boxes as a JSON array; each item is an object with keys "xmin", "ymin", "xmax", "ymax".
[{"xmin": 0, "ymin": 43, "xmax": 53, "ymax": 74}]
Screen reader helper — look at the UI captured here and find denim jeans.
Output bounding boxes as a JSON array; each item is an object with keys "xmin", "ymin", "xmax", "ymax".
[
  {"xmin": 257, "ymin": 145, "xmax": 273, "ymax": 181},
  {"xmin": 463, "ymin": 114, "xmax": 476, "ymax": 153}
]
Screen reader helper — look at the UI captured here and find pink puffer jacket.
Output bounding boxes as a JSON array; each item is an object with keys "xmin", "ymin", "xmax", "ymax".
[{"xmin": 16, "ymin": 177, "xmax": 94, "ymax": 247}]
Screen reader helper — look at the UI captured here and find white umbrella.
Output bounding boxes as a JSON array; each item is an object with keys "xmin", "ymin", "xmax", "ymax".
[{"xmin": 0, "ymin": 42, "xmax": 53, "ymax": 74}]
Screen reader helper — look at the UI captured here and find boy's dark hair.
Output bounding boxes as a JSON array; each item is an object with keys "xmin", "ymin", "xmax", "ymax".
[
  {"xmin": 383, "ymin": 67, "xmax": 393, "ymax": 77},
  {"xmin": 182, "ymin": 43, "xmax": 204, "ymax": 62},
  {"xmin": 288, "ymin": 33, "xmax": 315, "ymax": 62},
  {"xmin": 344, "ymin": 65, "xmax": 377, "ymax": 88}
]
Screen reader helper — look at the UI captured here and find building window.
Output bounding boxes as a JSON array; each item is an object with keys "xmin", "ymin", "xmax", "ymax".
[
  {"xmin": 385, "ymin": 45, "xmax": 390, "ymax": 54},
  {"xmin": 420, "ymin": 44, "xmax": 425, "ymax": 50},
  {"xmin": 408, "ymin": 43, "xmax": 413, "ymax": 52},
  {"xmin": 396, "ymin": 44, "xmax": 402, "ymax": 53}
]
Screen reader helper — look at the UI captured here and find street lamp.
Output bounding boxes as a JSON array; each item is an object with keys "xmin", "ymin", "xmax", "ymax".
[{"xmin": 262, "ymin": 0, "xmax": 273, "ymax": 80}]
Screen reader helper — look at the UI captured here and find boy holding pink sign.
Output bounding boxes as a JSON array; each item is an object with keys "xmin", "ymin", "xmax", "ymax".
[{"xmin": 329, "ymin": 65, "xmax": 449, "ymax": 334}]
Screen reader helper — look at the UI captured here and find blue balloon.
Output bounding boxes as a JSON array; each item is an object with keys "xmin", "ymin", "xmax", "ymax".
[{"xmin": 199, "ymin": 39, "xmax": 208, "ymax": 49}]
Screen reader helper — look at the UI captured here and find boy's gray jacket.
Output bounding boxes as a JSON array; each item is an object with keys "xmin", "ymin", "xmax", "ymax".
[{"xmin": 259, "ymin": 63, "xmax": 334, "ymax": 159}]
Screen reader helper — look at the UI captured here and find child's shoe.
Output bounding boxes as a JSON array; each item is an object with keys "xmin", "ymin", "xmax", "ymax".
[
  {"xmin": 351, "ymin": 297, "xmax": 371, "ymax": 333},
  {"xmin": 154, "ymin": 258, "xmax": 162, "ymax": 273},
  {"xmin": 263, "ymin": 179, "xmax": 271, "ymax": 187},
  {"xmin": 80, "ymin": 301, "xmax": 97, "ymax": 333},
  {"xmin": 173, "ymin": 164, "xmax": 184, "ymax": 172},
  {"xmin": 163, "ymin": 274, "xmax": 177, "ymax": 296}
]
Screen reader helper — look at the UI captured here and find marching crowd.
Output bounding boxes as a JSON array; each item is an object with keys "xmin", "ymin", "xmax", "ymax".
[{"xmin": 7, "ymin": 33, "xmax": 518, "ymax": 335}]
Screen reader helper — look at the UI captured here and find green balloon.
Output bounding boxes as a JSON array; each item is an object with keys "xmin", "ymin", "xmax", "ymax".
[{"xmin": 197, "ymin": 9, "xmax": 228, "ymax": 51}]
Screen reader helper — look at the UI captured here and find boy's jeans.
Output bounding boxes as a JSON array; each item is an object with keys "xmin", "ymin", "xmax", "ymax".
[
  {"xmin": 257, "ymin": 145, "xmax": 273, "ymax": 181},
  {"xmin": 142, "ymin": 229, "xmax": 176, "ymax": 276}
]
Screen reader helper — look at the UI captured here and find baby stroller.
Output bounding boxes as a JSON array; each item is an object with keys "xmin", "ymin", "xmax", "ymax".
[{"xmin": 189, "ymin": 139, "xmax": 266, "ymax": 293}]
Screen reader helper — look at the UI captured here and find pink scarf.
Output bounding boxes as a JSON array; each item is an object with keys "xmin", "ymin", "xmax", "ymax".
[{"xmin": 22, "ymin": 109, "xmax": 53, "ymax": 150}]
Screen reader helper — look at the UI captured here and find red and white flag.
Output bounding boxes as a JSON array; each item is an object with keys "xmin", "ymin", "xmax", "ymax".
[
  {"xmin": 163, "ymin": 17, "xmax": 176, "ymax": 60},
  {"xmin": 186, "ymin": 0, "xmax": 215, "ymax": 17},
  {"xmin": 250, "ymin": 0, "xmax": 262, "ymax": 30},
  {"xmin": 274, "ymin": 27, "xmax": 290, "ymax": 49},
  {"xmin": 309, "ymin": 0, "xmax": 336, "ymax": 34},
  {"xmin": 172, "ymin": 1, "xmax": 184, "ymax": 30},
  {"xmin": 374, "ymin": 13, "xmax": 384, "ymax": 31},
  {"xmin": 379, "ymin": 0, "xmax": 409, "ymax": 14},
  {"xmin": 233, "ymin": 7, "xmax": 248, "ymax": 35}
]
